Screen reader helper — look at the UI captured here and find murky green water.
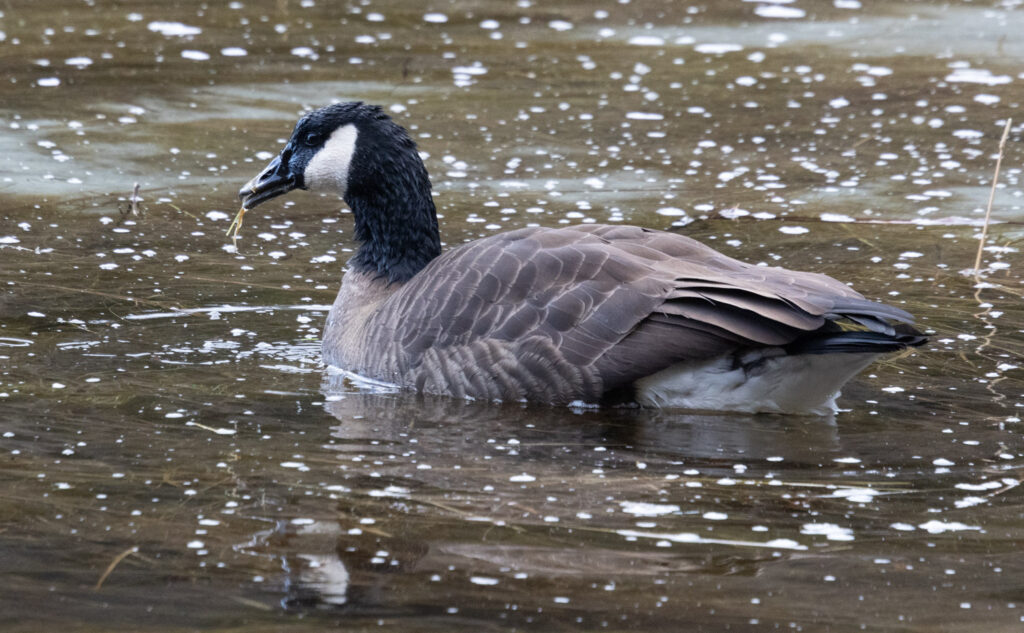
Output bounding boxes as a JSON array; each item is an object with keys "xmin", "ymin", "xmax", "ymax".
[{"xmin": 2, "ymin": 1, "xmax": 1023, "ymax": 631}]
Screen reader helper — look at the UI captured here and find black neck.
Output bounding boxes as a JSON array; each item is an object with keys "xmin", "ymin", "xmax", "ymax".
[{"xmin": 345, "ymin": 166, "xmax": 442, "ymax": 284}]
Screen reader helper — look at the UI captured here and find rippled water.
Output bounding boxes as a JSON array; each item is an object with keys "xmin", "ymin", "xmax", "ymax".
[{"xmin": 2, "ymin": 1, "xmax": 1023, "ymax": 631}]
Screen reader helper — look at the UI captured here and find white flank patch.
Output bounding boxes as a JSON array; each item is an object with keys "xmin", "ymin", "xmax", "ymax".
[
  {"xmin": 305, "ymin": 124, "xmax": 358, "ymax": 197},
  {"xmin": 634, "ymin": 352, "xmax": 879, "ymax": 414}
]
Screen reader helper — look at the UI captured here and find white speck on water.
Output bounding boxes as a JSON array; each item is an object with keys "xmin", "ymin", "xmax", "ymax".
[
  {"xmin": 470, "ymin": 576, "xmax": 499, "ymax": 586},
  {"xmin": 801, "ymin": 523, "xmax": 854, "ymax": 541},
  {"xmin": 37, "ymin": 77, "xmax": 60, "ymax": 87},
  {"xmin": 827, "ymin": 488, "xmax": 879, "ymax": 504},
  {"xmin": 553, "ymin": 597, "xmax": 570, "ymax": 604},
  {"xmin": 452, "ymin": 63, "xmax": 487, "ymax": 76},
  {"xmin": 955, "ymin": 496, "xmax": 987, "ymax": 509},
  {"xmin": 620, "ymin": 529, "xmax": 807, "ymax": 550},
  {"xmin": 918, "ymin": 520, "xmax": 982, "ymax": 534},
  {"xmin": 65, "ymin": 57, "xmax": 92, "ymax": 68},
  {"xmin": 933, "ymin": 458, "xmax": 954, "ymax": 466},
  {"xmin": 368, "ymin": 485, "xmax": 410, "ymax": 498},
  {"xmin": 719, "ymin": 208, "xmax": 750, "ymax": 219},
  {"xmin": 548, "ymin": 20, "xmax": 573, "ymax": 31},
  {"xmin": 953, "ymin": 129, "xmax": 983, "ymax": 139},
  {"xmin": 703, "ymin": 512, "xmax": 728, "ymax": 521},
  {"xmin": 147, "ymin": 21, "xmax": 202, "ymax": 37},
  {"xmin": 625, "ymin": 111, "xmax": 663, "ymax": 120},
  {"xmin": 280, "ymin": 461, "xmax": 309, "ymax": 471},
  {"xmin": 835, "ymin": 0, "xmax": 862, "ymax": 8},
  {"xmin": 221, "ymin": 47, "xmax": 247, "ymax": 56},
  {"xmin": 187, "ymin": 540, "xmax": 204, "ymax": 549},
  {"xmin": 779, "ymin": 226, "xmax": 809, "ymax": 235},
  {"xmin": 423, "ymin": 12, "xmax": 448, "ymax": 23},
  {"xmin": 583, "ymin": 177, "xmax": 605, "ymax": 189},
  {"xmin": 367, "ymin": 12, "xmax": 385, "ymax": 22},
  {"xmin": 311, "ymin": 254, "xmax": 337, "ymax": 263},
  {"xmin": 736, "ymin": 76, "xmax": 757, "ymax": 86},
  {"xmin": 955, "ymin": 480, "xmax": 1003, "ymax": 491},
  {"xmin": 656, "ymin": 207, "xmax": 687, "ymax": 217},
  {"xmin": 620, "ymin": 501, "xmax": 680, "ymax": 516},
  {"xmin": 755, "ymin": 5, "xmax": 806, "ymax": 18},
  {"xmin": 480, "ymin": 19, "xmax": 499, "ymax": 29},
  {"xmin": 1, "ymin": 236, "xmax": 20, "ymax": 244},
  {"xmin": 833, "ymin": 457, "xmax": 862, "ymax": 464},
  {"xmin": 764, "ymin": 538, "xmax": 801, "ymax": 549},
  {"xmin": 206, "ymin": 210, "xmax": 229, "ymax": 221},
  {"xmin": 881, "ymin": 386, "xmax": 905, "ymax": 393},
  {"xmin": 290, "ymin": 47, "xmax": 317, "ymax": 59},
  {"xmin": 829, "ymin": 97, "xmax": 850, "ymax": 108},
  {"xmin": 291, "ymin": 518, "xmax": 315, "ymax": 525},
  {"xmin": 181, "ymin": 50, "xmax": 210, "ymax": 61},
  {"xmin": 509, "ymin": 473, "xmax": 536, "ymax": 482},
  {"xmin": 628, "ymin": 35, "xmax": 665, "ymax": 46},
  {"xmin": 945, "ymin": 68, "xmax": 1011, "ymax": 85},
  {"xmin": 974, "ymin": 94, "xmax": 1000, "ymax": 105},
  {"xmin": 820, "ymin": 212, "xmax": 856, "ymax": 222},
  {"xmin": 694, "ymin": 43, "xmax": 742, "ymax": 54}
]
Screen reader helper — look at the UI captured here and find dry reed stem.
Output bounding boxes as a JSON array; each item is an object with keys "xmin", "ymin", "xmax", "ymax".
[
  {"xmin": 973, "ymin": 118, "xmax": 1012, "ymax": 280},
  {"xmin": 94, "ymin": 546, "xmax": 139, "ymax": 591},
  {"xmin": 226, "ymin": 205, "xmax": 249, "ymax": 247}
]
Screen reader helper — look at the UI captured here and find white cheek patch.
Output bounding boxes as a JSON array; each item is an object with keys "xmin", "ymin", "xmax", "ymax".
[{"xmin": 304, "ymin": 124, "xmax": 358, "ymax": 197}]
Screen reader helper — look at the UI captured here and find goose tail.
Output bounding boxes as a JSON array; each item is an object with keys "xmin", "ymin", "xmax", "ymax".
[{"xmin": 783, "ymin": 325, "xmax": 927, "ymax": 356}]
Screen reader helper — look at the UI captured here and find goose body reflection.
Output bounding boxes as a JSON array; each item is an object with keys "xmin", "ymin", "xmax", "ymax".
[{"xmin": 240, "ymin": 102, "xmax": 924, "ymax": 414}]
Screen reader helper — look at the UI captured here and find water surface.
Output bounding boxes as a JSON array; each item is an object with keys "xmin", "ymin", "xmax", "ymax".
[{"xmin": 2, "ymin": 1, "xmax": 1023, "ymax": 631}]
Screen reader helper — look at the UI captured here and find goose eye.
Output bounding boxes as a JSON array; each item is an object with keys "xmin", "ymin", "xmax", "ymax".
[{"xmin": 304, "ymin": 132, "xmax": 322, "ymax": 146}]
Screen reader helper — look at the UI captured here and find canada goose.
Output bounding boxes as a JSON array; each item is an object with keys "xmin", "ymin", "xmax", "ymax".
[{"xmin": 239, "ymin": 102, "xmax": 925, "ymax": 414}]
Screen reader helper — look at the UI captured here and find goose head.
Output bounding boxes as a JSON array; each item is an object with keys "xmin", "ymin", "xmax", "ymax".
[
  {"xmin": 240, "ymin": 101, "xmax": 386, "ymax": 207},
  {"xmin": 239, "ymin": 101, "xmax": 441, "ymax": 283}
]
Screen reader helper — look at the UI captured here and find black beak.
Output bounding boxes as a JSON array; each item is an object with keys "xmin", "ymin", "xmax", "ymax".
[{"xmin": 238, "ymin": 150, "xmax": 299, "ymax": 209}]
